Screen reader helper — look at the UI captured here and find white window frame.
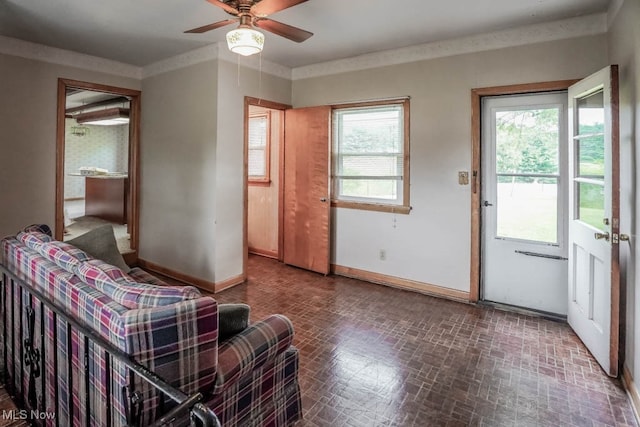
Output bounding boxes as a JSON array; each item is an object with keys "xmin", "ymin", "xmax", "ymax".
[
  {"xmin": 331, "ymin": 98, "xmax": 410, "ymax": 214},
  {"xmin": 248, "ymin": 112, "xmax": 271, "ymax": 185}
]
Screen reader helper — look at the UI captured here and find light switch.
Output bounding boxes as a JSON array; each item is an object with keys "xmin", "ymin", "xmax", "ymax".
[{"xmin": 458, "ymin": 171, "xmax": 469, "ymax": 185}]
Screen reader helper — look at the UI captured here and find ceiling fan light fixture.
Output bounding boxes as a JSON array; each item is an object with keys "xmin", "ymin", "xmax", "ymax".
[{"xmin": 226, "ymin": 26, "xmax": 264, "ymax": 56}]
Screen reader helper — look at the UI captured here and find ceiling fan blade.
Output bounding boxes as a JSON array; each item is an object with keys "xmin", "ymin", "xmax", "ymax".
[
  {"xmin": 254, "ymin": 18, "xmax": 313, "ymax": 43},
  {"xmin": 251, "ymin": 0, "xmax": 308, "ymax": 16},
  {"xmin": 205, "ymin": 0, "xmax": 239, "ymax": 15},
  {"xmin": 184, "ymin": 19, "xmax": 237, "ymax": 34}
]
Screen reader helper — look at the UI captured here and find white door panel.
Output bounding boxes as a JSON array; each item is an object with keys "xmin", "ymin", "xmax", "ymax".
[
  {"xmin": 482, "ymin": 93, "xmax": 568, "ymax": 315},
  {"xmin": 567, "ymin": 65, "xmax": 620, "ymax": 377}
]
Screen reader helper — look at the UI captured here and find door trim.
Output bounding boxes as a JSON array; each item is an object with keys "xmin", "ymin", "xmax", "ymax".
[
  {"xmin": 55, "ymin": 79, "xmax": 141, "ymax": 255},
  {"xmin": 242, "ymin": 97, "xmax": 291, "ymax": 280},
  {"xmin": 470, "ymin": 79, "xmax": 580, "ymax": 302}
]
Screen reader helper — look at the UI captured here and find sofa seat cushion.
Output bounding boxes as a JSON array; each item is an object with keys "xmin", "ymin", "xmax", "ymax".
[{"xmin": 213, "ymin": 314, "xmax": 294, "ymax": 395}]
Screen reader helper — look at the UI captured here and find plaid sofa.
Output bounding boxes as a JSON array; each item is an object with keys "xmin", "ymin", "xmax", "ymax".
[{"xmin": 0, "ymin": 225, "xmax": 302, "ymax": 426}]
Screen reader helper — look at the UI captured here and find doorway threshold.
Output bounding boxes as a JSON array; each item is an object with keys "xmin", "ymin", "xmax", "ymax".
[{"xmin": 479, "ymin": 300, "xmax": 567, "ymax": 323}]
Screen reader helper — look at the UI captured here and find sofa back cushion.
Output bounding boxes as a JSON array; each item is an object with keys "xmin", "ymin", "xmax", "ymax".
[
  {"xmin": 18, "ymin": 229, "xmax": 201, "ymax": 309},
  {"xmin": 79, "ymin": 259, "xmax": 201, "ymax": 308}
]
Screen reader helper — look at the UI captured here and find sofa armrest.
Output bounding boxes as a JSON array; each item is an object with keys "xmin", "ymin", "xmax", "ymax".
[
  {"xmin": 213, "ymin": 314, "xmax": 294, "ymax": 394},
  {"xmin": 122, "ymin": 296, "xmax": 219, "ymax": 395}
]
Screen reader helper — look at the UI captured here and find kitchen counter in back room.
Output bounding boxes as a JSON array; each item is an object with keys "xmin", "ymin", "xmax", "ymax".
[{"xmin": 83, "ymin": 175, "xmax": 128, "ymax": 224}]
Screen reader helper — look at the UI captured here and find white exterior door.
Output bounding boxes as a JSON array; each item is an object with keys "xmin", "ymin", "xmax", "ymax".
[
  {"xmin": 567, "ymin": 65, "xmax": 620, "ymax": 377},
  {"xmin": 482, "ymin": 92, "xmax": 568, "ymax": 315}
]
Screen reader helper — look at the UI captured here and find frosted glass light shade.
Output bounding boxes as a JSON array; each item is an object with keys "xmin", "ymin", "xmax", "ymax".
[{"xmin": 226, "ymin": 27, "xmax": 264, "ymax": 56}]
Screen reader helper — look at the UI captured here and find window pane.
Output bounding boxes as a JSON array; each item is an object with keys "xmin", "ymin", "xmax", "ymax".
[
  {"xmin": 338, "ymin": 106, "xmax": 402, "ymax": 153},
  {"xmin": 578, "ymin": 135, "xmax": 605, "ymax": 178},
  {"xmin": 248, "ymin": 114, "xmax": 269, "ymax": 180},
  {"xmin": 496, "ymin": 176, "xmax": 558, "ymax": 243},
  {"xmin": 340, "ymin": 178, "xmax": 398, "ymax": 200},
  {"xmin": 577, "ymin": 90, "xmax": 604, "ymax": 135},
  {"xmin": 578, "ymin": 182, "xmax": 605, "ymax": 230},
  {"xmin": 339, "ymin": 155, "xmax": 400, "ymax": 177},
  {"xmin": 495, "ymin": 108, "xmax": 560, "ymax": 175},
  {"xmin": 333, "ymin": 102, "xmax": 406, "ymax": 205},
  {"xmin": 248, "ymin": 148, "xmax": 265, "ymax": 176},
  {"xmin": 248, "ymin": 116, "xmax": 267, "ymax": 148}
]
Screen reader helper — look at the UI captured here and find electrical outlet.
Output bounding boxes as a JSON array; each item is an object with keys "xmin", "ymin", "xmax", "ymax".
[
  {"xmin": 458, "ymin": 171, "xmax": 469, "ymax": 185},
  {"xmin": 379, "ymin": 249, "xmax": 386, "ymax": 261}
]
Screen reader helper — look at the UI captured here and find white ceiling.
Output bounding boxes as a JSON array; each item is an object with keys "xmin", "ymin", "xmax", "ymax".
[{"xmin": 0, "ymin": 0, "xmax": 613, "ymax": 69}]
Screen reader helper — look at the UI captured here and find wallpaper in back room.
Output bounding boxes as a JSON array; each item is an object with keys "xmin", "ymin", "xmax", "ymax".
[{"xmin": 64, "ymin": 118, "xmax": 129, "ymax": 199}]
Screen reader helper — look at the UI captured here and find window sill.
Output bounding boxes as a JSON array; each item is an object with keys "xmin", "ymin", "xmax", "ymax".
[
  {"xmin": 331, "ymin": 200, "xmax": 411, "ymax": 214},
  {"xmin": 248, "ymin": 180, "xmax": 271, "ymax": 187}
]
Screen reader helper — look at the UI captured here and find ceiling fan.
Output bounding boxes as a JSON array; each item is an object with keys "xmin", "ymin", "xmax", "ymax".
[{"xmin": 185, "ymin": 0, "xmax": 313, "ymax": 55}]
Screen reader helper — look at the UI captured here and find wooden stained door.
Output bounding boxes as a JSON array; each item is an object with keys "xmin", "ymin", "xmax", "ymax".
[
  {"xmin": 283, "ymin": 106, "xmax": 331, "ymax": 274},
  {"xmin": 567, "ymin": 65, "xmax": 620, "ymax": 376}
]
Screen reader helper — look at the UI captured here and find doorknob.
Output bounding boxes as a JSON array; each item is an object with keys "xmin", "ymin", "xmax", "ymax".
[
  {"xmin": 620, "ymin": 234, "xmax": 630, "ymax": 242},
  {"xmin": 594, "ymin": 232, "xmax": 610, "ymax": 241},
  {"xmin": 483, "ymin": 201, "xmax": 493, "ymax": 207}
]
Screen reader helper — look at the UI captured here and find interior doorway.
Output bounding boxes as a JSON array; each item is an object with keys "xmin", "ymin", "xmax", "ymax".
[
  {"xmin": 243, "ymin": 97, "xmax": 289, "ymax": 278},
  {"xmin": 55, "ymin": 79, "xmax": 141, "ymax": 263}
]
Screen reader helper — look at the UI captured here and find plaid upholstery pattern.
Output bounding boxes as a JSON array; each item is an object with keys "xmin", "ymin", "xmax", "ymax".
[
  {"xmin": 18, "ymin": 230, "xmax": 202, "ymax": 309},
  {"xmin": 1, "ymin": 225, "xmax": 302, "ymax": 426},
  {"xmin": 22, "ymin": 223, "xmax": 53, "ymax": 235},
  {"xmin": 208, "ymin": 348, "xmax": 302, "ymax": 426},
  {"xmin": 1, "ymin": 233, "xmax": 220, "ymax": 426},
  {"xmin": 214, "ymin": 314, "xmax": 295, "ymax": 394}
]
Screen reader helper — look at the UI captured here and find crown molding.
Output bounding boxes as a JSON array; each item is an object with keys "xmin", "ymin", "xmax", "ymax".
[
  {"xmin": 215, "ymin": 44, "xmax": 292, "ymax": 80},
  {"xmin": 607, "ymin": 0, "xmax": 625, "ymax": 28},
  {"xmin": 143, "ymin": 42, "xmax": 291, "ymax": 80},
  {"xmin": 292, "ymin": 13, "xmax": 608, "ymax": 81},
  {"xmin": 142, "ymin": 44, "xmax": 220, "ymax": 78},
  {"xmin": 0, "ymin": 35, "xmax": 142, "ymax": 79}
]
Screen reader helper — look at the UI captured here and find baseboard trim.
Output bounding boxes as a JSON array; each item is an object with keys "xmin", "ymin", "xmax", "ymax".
[
  {"xmin": 137, "ymin": 259, "xmax": 217, "ymax": 293},
  {"xmin": 248, "ymin": 247, "xmax": 278, "ymax": 259},
  {"xmin": 214, "ymin": 274, "xmax": 245, "ymax": 292},
  {"xmin": 623, "ymin": 365, "xmax": 640, "ymax": 425},
  {"xmin": 137, "ymin": 259, "xmax": 246, "ymax": 294},
  {"xmin": 332, "ymin": 265, "xmax": 470, "ymax": 303}
]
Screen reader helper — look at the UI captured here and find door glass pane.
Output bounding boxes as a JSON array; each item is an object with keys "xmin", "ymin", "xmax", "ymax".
[
  {"xmin": 577, "ymin": 90, "xmax": 604, "ymax": 135},
  {"xmin": 495, "ymin": 108, "xmax": 560, "ymax": 174},
  {"xmin": 578, "ymin": 135, "xmax": 605, "ymax": 177},
  {"xmin": 497, "ymin": 176, "xmax": 558, "ymax": 243},
  {"xmin": 577, "ymin": 182, "xmax": 605, "ymax": 230}
]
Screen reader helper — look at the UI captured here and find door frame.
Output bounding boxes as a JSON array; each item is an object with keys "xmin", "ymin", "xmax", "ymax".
[
  {"xmin": 55, "ymin": 79, "xmax": 142, "ymax": 261},
  {"xmin": 470, "ymin": 79, "xmax": 580, "ymax": 302},
  {"xmin": 242, "ymin": 97, "xmax": 291, "ymax": 280}
]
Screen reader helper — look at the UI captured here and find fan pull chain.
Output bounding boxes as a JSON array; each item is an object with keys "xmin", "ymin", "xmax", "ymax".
[
  {"xmin": 258, "ymin": 52, "xmax": 263, "ymax": 104},
  {"xmin": 237, "ymin": 54, "xmax": 241, "ymax": 86}
]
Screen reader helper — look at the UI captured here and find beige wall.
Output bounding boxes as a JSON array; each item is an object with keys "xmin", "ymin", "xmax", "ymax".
[
  {"xmin": 609, "ymin": 0, "xmax": 640, "ymax": 393},
  {"xmin": 139, "ymin": 60, "xmax": 219, "ymax": 282},
  {"xmin": 293, "ymin": 35, "xmax": 608, "ymax": 292},
  {"xmin": 0, "ymin": 53, "xmax": 140, "ymax": 237},
  {"xmin": 139, "ymin": 58, "xmax": 290, "ymax": 284},
  {"xmin": 214, "ymin": 60, "xmax": 291, "ymax": 283}
]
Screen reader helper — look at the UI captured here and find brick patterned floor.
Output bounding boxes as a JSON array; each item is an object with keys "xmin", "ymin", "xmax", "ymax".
[{"xmin": 212, "ymin": 255, "xmax": 638, "ymax": 426}]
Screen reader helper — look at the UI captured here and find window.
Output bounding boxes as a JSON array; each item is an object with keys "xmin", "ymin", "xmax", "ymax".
[
  {"xmin": 248, "ymin": 112, "xmax": 270, "ymax": 184},
  {"xmin": 332, "ymin": 99, "xmax": 410, "ymax": 213}
]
